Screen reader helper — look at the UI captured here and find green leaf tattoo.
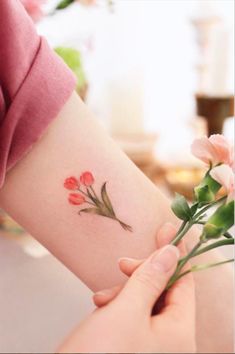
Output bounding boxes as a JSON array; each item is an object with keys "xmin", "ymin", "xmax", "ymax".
[
  {"xmin": 101, "ymin": 182, "xmax": 115, "ymax": 216},
  {"xmin": 64, "ymin": 172, "xmax": 133, "ymax": 232}
]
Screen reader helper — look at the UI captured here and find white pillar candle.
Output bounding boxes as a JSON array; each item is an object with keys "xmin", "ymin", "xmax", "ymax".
[
  {"xmin": 193, "ymin": 0, "xmax": 230, "ymax": 96},
  {"xmin": 107, "ymin": 71, "xmax": 145, "ymax": 136},
  {"xmin": 206, "ymin": 24, "xmax": 229, "ymax": 95}
]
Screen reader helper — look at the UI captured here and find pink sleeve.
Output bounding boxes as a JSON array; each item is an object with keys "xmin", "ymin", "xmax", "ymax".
[{"xmin": 0, "ymin": 0, "xmax": 76, "ymax": 188}]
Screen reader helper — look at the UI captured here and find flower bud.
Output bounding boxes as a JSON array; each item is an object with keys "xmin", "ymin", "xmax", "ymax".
[
  {"xmin": 171, "ymin": 194, "xmax": 192, "ymax": 221},
  {"xmin": 201, "ymin": 200, "xmax": 234, "ymax": 241},
  {"xmin": 80, "ymin": 171, "xmax": 95, "ymax": 187},
  {"xmin": 194, "ymin": 171, "xmax": 221, "ymax": 204},
  {"xmin": 201, "ymin": 224, "xmax": 224, "ymax": 240},
  {"xmin": 68, "ymin": 193, "xmax": 86, "ymax": 205},
  {"xmin": 64, "ymin": 176, "xmax": 79, "ymax": 190}
]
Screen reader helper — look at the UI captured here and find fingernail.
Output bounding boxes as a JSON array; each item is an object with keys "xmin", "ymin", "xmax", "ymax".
[
  {"xmin": 94, "ymin": 289, "xmax": 110, "ymax": 297},
  {"xmin": 118, "ymin": 257, "xmax": 136, "ymax": 264},
  {"xmin": 150, "ymin": 245, "xmax": 180, "ymax": 272}
]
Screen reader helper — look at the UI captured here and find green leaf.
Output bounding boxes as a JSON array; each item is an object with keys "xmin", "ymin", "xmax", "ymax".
[
  {"xmin": 194, "ymin": 171, "xmax": 221, "ymax": 204},
  {"xmin": 101, "ymin": 182, "xmax": 115, "ymax": 216},
  {"xmin": 54, "ymin": 47, "xmax": 87, "ymax": 91},
  {"xmin": 206, "ymin": 171, "xmax": 222, "ymax": 194},
  {"xmin": 56, "ymin": 0, "xmax": 75, "ymax": 10},
  {"xmin": 190, "ymin": 203, "xmax": 199, "ymax": 216},
  {"xmin": 208, "ymin": 200, "xmax": 234, "ymax": 230},
  {"xmin": 201, "ymin": 200, "xmax": 234, "ymax": 241},
  {"xmin": 171, "ymin": 194, "xmax": 192, "ymax": 221},
  {"xmin": 194, "ymin": 185, "xmax": 215, "ymax": 204},
  {"xmin": 78, "ymin": 208, "xmax": 106, "ymax": 216}
]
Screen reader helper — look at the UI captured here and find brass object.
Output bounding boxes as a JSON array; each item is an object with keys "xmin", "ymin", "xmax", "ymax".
[
  {"xmin": 196, "ymin": 94, "xmax": 234, "ymax": 135},
  {"xmin": 165, "ymin": 167, "xmax": 205, "ymax": 200}
]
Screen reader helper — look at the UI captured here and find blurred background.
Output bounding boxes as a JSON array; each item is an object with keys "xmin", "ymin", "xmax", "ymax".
[
  {"xmin": 41, "ymin": 0, "xmax": 234, "ymax": 195},
  {"xmin": 0, "ymin": 0, "xmax": 234, "ymax": 352}
]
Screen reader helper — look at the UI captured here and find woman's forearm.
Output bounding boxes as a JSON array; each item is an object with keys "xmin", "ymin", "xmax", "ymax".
[
  {"xmin": 0, "ymin": 92, "xmax": 233, "ymax": 352},
  {"xmin": 0, "ymin": 91, "xmax": 173, "ymax": 290}
]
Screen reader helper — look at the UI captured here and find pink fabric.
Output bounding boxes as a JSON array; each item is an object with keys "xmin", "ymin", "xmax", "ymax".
[{"xmin": 0, "ymin": 0, "xmax": 76, "ymax": 188}]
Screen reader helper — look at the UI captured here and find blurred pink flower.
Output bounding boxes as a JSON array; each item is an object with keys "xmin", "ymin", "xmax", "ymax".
[
  {"xmin": 77, "ymin": 0, "xmax": 96, "ymax": 5},
  {"xmin": 20, "ymin": 0, "xmax": 46, "ymax": 22},
  {"xmin": 191, "ymin": 134, "xmax": 234, "ymax": 168},
  {"xmin": 210, "ymin": 164, "xmax": 235, "ymax": 203}
]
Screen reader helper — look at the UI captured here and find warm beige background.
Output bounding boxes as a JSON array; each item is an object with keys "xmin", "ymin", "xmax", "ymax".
[{"xmin": 0, "ymin": 234, "xmax": 94, "ymax": 353}]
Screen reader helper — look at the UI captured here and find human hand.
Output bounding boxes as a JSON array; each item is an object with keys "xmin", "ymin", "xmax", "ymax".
[{"xmin": 59, "ymin": 223, "xmax": 196, "ymax": 353}]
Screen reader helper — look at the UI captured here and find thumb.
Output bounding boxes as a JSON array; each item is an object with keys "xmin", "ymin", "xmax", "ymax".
[{"xmin": 117, "ymin": 245, "xmax": 180, "ymax": 314}]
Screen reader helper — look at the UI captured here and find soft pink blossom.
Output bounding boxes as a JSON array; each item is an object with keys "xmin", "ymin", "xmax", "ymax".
[
  {"xmin": 210, "ymin": 164, "xmax": 235, "ymax": 203},
  {"xmin": 20, "ymin": 0, "xmax": 46, "ymax": 22},
  {"xmin": 77, "ymin": 0, "xmax": 96, "ymax": 5},
  {"xmin": 191, "ymin": 134, "xmax": 234, "ymax": 168}
]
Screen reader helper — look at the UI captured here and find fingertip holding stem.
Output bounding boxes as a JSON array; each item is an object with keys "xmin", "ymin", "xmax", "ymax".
[
  {"xmin": 93, "ymin": 288, "xmax": 114, "ymax": 307},
  {"xmin": 93, "ymin": 285, "xmax": 121, "ymax": 307},
  {"xmin": 150, "ymin": 245, "xmax": 180, "ymax": 273},
  {"xmin": 118, "ymin": 257, "xmax": 136, "ymax": 265},
  {"xmin": 156, "ymin": 222, "xmax": 178, "ymax": 248},
  {"xmin": 118, "ymin": 257, "xmax": 144, "ymax": 276}
]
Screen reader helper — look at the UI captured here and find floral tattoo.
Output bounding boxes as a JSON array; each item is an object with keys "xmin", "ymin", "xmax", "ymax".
[{"xmin": 64, "ymin": 172, "xmax": 133, "ymax": 232}]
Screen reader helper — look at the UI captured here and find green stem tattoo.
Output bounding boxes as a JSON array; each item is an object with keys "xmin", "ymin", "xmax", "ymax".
[{"xmin": 64, "ymin": 172, "xmax": 133, "ymax": 232}]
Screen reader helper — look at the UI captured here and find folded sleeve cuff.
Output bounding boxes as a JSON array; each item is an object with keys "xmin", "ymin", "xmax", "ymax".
[{"xmin": 0, "ymin": 37, "xmax": 76, "ymax": 188}]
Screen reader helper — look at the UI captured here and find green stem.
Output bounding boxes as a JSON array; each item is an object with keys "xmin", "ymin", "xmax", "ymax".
[
  {"xmin": 180, "ymin": 238, "xmax": 234, "ymax": 261},
  {"xmin": 167, "ymin": 241, "xmax": 203, "ymax": 288},
  {"xmin": 77, "ymin": 188, "xmax": 89, "ymax": 198},
  {"xmin": 171, "ymin": 196, "xmax": 227, "ymax": 246},
  {"xmin": 171, "ymin": 221, "xmax": 193, "ymax": 246},
  {"xmin": 85, "ymin": 200, "xmax": 96, "ymax": 207},
  {"xmin": 194, "ymin": 196, "xmax": 226, "ymax": 220},
  {"xmin": 167, "ymin": 195, "xmax": 230, "ymax": 289},
  {"xmin": 78, "ymin": 187, "xmax": 102, "ymax": 207},
  {"xmin": 178, "ymin": 220, "xmax": 188, "ymax": 234},
  {"xmin": 170, "ymin": 258, "xmax": 234, "ymax": 285},
  {"xmin": 113, "ymin": 217, "xmax": 133, "ymax": 232},
  {"xmin": 77, "ymin": 188, "xmax": 96, "ymax": 206},
  {"xmin": 90, "ymin": 186, "xmax": 102, "ymax": 203},
  {"xmin": 179, "ymin": 240, "xmax": 203, "ymax": 271}
]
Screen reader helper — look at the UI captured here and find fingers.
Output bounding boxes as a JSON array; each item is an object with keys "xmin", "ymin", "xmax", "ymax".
[
  {"xmin": 117, "ymin": 245, "xmax": 180, "ymax": 315},
  {"xmin": 119, "ymin": 223, "xmax": 178, "ymax": 277},
  {"xmin": 119, "ymin": 222, "xmax": 178, "ymax": 277},
  {"xmin": 93, "ymin": 285, "xmax": 122, "ymax": 307},
  {"xmin": 93, "ymin": 222, "xmax": 180, "ymax": 308},
  {"xmin": 162, "ymin": 240, "xmax": 195, "ymax": 322},
  {"xmin": 156, "ymin": 222, "xmax": 178, "ymax": 248},
  {"xmin": 93, "ymin": 259, "xmax": 143, "ymax": 307},
  {"xmin": 94, "ymin": 222, "xmax": 188, "ymax": 312},
  {"xmin": 118, "ymin": 257, "xmax": 144, "ymax": 276}
]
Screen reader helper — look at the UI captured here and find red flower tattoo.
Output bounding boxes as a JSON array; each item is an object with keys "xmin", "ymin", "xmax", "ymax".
[
  {"xmin": 68, "ymin": 193, "xmax": 86, "ymax": 205},
  {"xmin": 64, "ymin": 171, "xmax": 132, "ymax": 232},
  {"xmin": 80, "ymin": 171, "xmax": 94, "ymax": 187},
  {"xmin": 64, "ymin": 176, "xmax": 80, "ymax": 190}
]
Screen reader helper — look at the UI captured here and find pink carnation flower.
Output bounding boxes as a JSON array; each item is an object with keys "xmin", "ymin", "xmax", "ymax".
[
  {"xmin": 191, "ymin": 134, "xmax": 234, "ymax": 168},
  {"xmin": 210, "ymin": 164, "xmax": 235, "ymax": 203},
  {"xmin": 20, "ymin": 0, "xmax": 46, "ymax": 22}
]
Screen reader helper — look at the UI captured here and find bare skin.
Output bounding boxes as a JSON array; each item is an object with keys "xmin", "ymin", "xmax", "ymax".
[
  {"xmin": 59, "ymin": 224, "xmax": 196, "ymax": 354},
  {"xmin": 0, "ymin": 91, "xmax": 233, "ymax": 352}
]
